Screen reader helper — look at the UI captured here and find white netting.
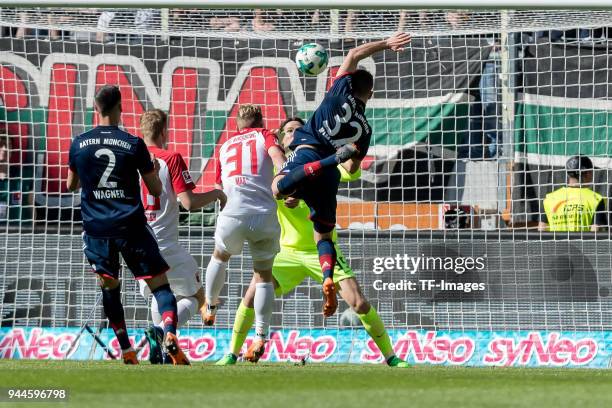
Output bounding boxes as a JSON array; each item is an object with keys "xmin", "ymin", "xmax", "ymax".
[
  {"xmin": 2, "ymin": 8, "xmax": 612, "ymax": 38},
  {"xmin": 1, "ymin": 8, "xmax": 612, "ymax": 364}
]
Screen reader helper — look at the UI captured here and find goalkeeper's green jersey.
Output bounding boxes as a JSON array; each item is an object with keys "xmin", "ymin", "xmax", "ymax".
[{"xmin": 278, "ymin": 166, "xmax": 361, "ymax": 250}]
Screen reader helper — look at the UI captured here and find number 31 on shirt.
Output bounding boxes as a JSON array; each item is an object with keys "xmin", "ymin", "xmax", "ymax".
[{"xmin": 224, "ymin": 139, "xmax": 258, "ymax": 177}]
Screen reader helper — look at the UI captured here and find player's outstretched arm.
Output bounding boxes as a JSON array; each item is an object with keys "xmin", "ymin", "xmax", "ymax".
[
  {"xmin": 66, "ymin": 168, "xmax": 81, "ymax": 191},
  {"xmin": 336, "ymin": 32, "xmax": 411, "ymax": 77},
  {"xmin": 178, "ymin": 189, "xmax": 227, "ymax": 211},
  {"xmin": 268, "ymin": 145, "xmax": 286, "ymax": 171}
]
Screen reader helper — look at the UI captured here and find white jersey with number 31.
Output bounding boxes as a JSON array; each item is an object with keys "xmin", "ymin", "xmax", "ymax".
[{"xmin": 216, "ymin": 127, "xmax": 279, "ymax": 216}]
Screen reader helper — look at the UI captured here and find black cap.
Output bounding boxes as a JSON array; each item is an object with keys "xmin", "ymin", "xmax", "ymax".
[
  {"xmin": 566, "ymin": 155, "xmax": 593, "ymax": 179},
  {"xmin": 95, "ymin": 85, "xmax": 121, "ymax": 116}
]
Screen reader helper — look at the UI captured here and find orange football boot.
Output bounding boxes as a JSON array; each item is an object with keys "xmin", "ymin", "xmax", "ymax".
[
  {"xmin": 244, "ymin": 339, "xmax": 266, "ymax": 363},
  {"xmin": 322, "ymin": 277, "xmax": 338, "ymax": 317},
  {"xmin": 164, "ymin": 333, "xmax": 190, "ymax": 365},
  {"xmin": 122, "ymin": 349, "xmax": 139, "ymax": 365}
]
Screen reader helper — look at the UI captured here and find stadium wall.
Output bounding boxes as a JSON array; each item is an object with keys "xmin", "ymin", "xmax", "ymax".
[{"xmin": 0, "ymin": 36, "xmax": 480, "ymax": 223}]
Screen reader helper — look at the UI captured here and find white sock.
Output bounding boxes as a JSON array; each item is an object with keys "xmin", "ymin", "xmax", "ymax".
[
  {"xmin": 176, "ymin": 297, "xmax": 199, "ymax": 326},
  {"xmin": 150, "ymin": 296, "xmax": 162, "ymax": 327},
  {"xmin": 151, "ymin": 296, "xmax": 199, "ymax": 328},
  {"xmin": 205, "ymin": 257, "xmax": 228, "ymax": 307},
  {"xmin": 254, "ymin": 282, "xmax": 274, "ymax": 340}
]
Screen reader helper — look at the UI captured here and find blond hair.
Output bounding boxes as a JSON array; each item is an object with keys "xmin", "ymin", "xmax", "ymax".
[
  {"xmin": 140, "ymin": 109, "xmax": 168, "ymax": 141},
  {"xmin": 236, "ymin": 104, "xmax": 263, "ymax": 129}
]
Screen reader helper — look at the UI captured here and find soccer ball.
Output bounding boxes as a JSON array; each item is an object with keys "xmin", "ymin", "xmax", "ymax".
[{"xmin": 295, "ymin": 43, "xmax": 329, "ymax": 76}]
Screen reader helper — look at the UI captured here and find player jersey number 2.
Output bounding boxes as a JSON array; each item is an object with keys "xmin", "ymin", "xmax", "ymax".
[
  {"xmin": 225, "ymin": 139, "xmax": 258, "ymax": 177},
  {"xmin": 95, "ymin": 148, "xmax": 118, "ymax": 188}
]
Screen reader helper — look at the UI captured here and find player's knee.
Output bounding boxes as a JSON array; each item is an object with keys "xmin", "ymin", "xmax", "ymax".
[
  {"xmin": 314, "ymin": 231, "xmax": 334, "ymax": 243},
  {"xmin": 243, "ymin": 284, "xmax": 256, "ymax": 308},
  {"xmin": 144, "ymin": 273, "xmax": 169, "ymax": 292},
  {"xmin": 97, "ymin": 275, "xmax": 120, "ymax": 290},
  {"xmin": 351, "ymin": 297, "xmax": 370, "ymax": 315},
  {"xmin": 253, "ymin": 257, "xmax": 274, "ymax": 284},
  {"xmin": 213, "ymin": 247, "xmax": 231, "ymax": 262},
  {"xmin": 253, "ymin": 257, "xmax": 274, "ymax": 273}
]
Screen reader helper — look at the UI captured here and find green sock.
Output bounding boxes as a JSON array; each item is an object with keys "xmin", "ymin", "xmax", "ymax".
[
  {"xmin": 230, "ymin": 300, "xmax": 255, "ymax": 356},
  {"xmin": 358, "ymin": 306, "xmax": 394, "ymax": 359}
]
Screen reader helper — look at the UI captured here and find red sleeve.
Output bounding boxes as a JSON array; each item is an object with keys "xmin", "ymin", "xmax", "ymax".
[
  {"xmin": 215, "ymin": 153, "xmax": 222, "ymax": 186},
  {"xmin": 262, "ymin": 129, "xmax": 279, "ymax": 151},
  {"xmin": 167, "ymin": 153, "xmax": 195, "ymax": 194},
  {"xmin": 334, "ymin": 71, "xmax": 354, "ymax": 82}
]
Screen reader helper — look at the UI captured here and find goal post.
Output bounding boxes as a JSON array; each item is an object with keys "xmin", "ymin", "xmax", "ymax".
[{"xmin": 1, "ymin": 6, "xmax": 612, "ymax": 366}]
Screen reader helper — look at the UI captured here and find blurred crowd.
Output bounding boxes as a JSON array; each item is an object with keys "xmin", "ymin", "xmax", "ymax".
[{"xmin": 2, "ymin": 8, "xmax": 611, "ymax": 43}]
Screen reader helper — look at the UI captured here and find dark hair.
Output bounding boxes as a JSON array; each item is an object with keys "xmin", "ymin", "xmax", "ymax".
[
  {"xmin": 566, "ymin": 155, "xmax": 593, "ymax": 180},
  {"xmin": 279, "ymin": 117, "xmax": 305, "ymax": 132},
  {"xmin": 279, "ymin": 116, "xmax": 305, "ymax": 142},
  {"xmin": 95, "ymin": 85, "xmax": 121, "ymax": 116},
  {"xmin": 351, "ymin": 69, "xmax": 374, "ymax": 99}
]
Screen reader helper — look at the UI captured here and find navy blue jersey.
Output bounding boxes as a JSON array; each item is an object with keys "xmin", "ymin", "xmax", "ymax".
[
  {"xmin": 290, "ymin": 72, "xmax": 372, "ymax": 159},
  {"xmin": 68, "ymin": 125, "xmax": 154, "ymax": 238}
]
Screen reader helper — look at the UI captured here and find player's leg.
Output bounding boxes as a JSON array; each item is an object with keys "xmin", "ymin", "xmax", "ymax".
[
  {"xmin": 150, "ymin": 291, "xmax": 200, "ymax": 327},
  {"xmin": 302, "ymin": 167, "xmax": 341, "ymax": 317},
  {"xmin": 157, "ymin": 248, "xmax": 203, "ymax": 327},
  {"xmin": 143, "ymin": 273, "xmax": 189, "ymax": 365},
  {"xmin": 145, "ymin": 290, "xmax": 199, "ymax": 365},
  {"xmin": 274, "ymin": 144, "xmax": 358, "ymax": 199},
  {"xmin": 121, "ymin": 226, "xmax": 189, "ymax": 365},
  {"xmin": 82, "ymin": 234, "xmax": 137, "ymax": 364},
  {"xmin": 215, "ymin": 276, "xmax": 257, "ymax": 365},
  {"xmin": 142, "ymin": 245, "xmax": 202, "ymax": 363},
  {"xmin": 244, "ymin": 258, "xmax": 275, "ymax": 362},
  {"xmin": 203, "ymin": 214, "xmax": 244, "ymax": 325},
  {"xmin": 203, "ymin": 248, "xmax": 230, "ymax": 325},
  {"xmin": 243, "ymin": 214, "xmax": 280, "ymax": 362},
  {"xmin": 337, "ymin": 278, "xmax": 409, "ymax": 368},
  {"xmin": 217, "ymin": 249, "xmax": 304, "ymax": 365},
  {"xmin": 217, "ymin": 253, "xmax": 301, "ymax": 366},
  {"xmin": 97, "ymin": 275, "xmax": 138, "ymax": 364}
]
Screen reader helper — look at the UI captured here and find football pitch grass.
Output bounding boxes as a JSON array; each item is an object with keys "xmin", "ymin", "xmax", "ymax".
[{"xmin": 1, "ymin": 360, "xmax": 611, "ymax": 408}]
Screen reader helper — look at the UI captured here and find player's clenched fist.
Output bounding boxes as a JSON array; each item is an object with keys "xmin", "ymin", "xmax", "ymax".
[
  {"xmin": 214, "ymin": 189, "xmax": 227, "ymax": 210},
  {"xmin": 386, "ymin": 32, "xmax": 411, "ymax": 52},
  {"xmin": 150, "ymin": 153, "xmax": 160, "ymax": 173}
]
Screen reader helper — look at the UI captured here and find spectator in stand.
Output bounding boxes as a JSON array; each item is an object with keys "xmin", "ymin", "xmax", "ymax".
[
  {"xmin": 445, "ymin": 11, "xmax": 470, "ymax": 30},
  {"xmin": 398, "ymin": 10, "xmax": 429, "ymax": 32},
  {"xmin": 344, "ymin": 10, "xmax": 402, "ymax": 34},
  {"xmin": 210, "ymin": 13, "xmax": 242, "ymax": 32},
  {"xmin": 131, "ymin": 9, "xmax": 159, "ymax": 44},
  {"xmin": 15, "ymin": 11, "xmax": 31, "ymax": 38},
  {"xmin": 71, "ymin": 8, "xmax": 99, "ymax": 42},
  {"xmin": 538, "ymin": 155, "xmax": 608, "ymax": 232},
  {"xmin": 96, "ymin": 10, "xmax": 116, "ymax": 42},
  {"xmin": 253, "ymin": 9, "xmax": 279, "ymax": 32}
]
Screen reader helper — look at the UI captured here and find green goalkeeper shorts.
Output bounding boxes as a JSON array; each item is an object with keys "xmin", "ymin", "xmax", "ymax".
[{"xmin": 272, "ymin": 245, "xmax": 354, "ymax": 296}]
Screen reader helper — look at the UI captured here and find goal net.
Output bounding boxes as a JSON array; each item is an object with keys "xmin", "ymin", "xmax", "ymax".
[{"xmin": 1, "ymin": 7, "xmax": 612, "ymax": 366}]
